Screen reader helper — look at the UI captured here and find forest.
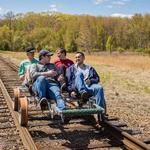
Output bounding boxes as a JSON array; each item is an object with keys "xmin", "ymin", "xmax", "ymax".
[{"xmin": 0, "ymin": 11, "xmax": 150, "ymax": 54}]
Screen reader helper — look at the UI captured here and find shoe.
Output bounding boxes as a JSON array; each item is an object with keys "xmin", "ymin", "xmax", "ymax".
[
  {"xmin": 39, "ymin": 97, "xmax": 48, "ymax": 111},
  {"xmin": 61, "ymin": 82, "xmax": 67, "ymax": 92},
  {"xmin": 80, "ymin": 91, "xmax": 90, "ymax": 103},
  {"xmin": 57, "ymin": 99, "xmax": 65, "ymax": 110}
]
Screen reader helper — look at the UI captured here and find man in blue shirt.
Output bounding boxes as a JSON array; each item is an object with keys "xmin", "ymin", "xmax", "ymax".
[{"xmin": 66, "ymin": 52, "xmax": 105, "ymax": 109}]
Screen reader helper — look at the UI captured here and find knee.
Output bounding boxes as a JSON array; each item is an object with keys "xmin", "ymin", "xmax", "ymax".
[
  {"xmin": 99, "ymin": 85, "xmax": 103, "ymax": 91},
  {"xmin": 36, "ymin": 76, "xmax": 47, "ymax": 84},
  {"xmin": 94, "ymin": 84, "xmax": 104, "ymax": 92}
]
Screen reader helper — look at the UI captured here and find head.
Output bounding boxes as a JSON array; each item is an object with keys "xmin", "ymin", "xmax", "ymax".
[
  {"xmin": 25, "ymin": 47, "xmax": 35, "ymax": 61},
  {"xmin": 56, "ymin": 48, "xmax": 66, "ymax": 60},
  {"xmin": 75, "ymin": 52, "xmax": 85, "ymax": 65},
  {"xmin": 39, "ymin": 49, "xmax": 53, "ymax": 64}
]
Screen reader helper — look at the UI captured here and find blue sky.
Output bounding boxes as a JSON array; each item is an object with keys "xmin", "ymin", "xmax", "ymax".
[{"xmin": 0, "ymin": 0, "xmax": 150, "ymax": 17}]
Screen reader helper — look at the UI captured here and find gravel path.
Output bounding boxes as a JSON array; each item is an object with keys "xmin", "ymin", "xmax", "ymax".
[{"xmin": 100, "ymin": 65, "xmax": 150, "ymax": 141}]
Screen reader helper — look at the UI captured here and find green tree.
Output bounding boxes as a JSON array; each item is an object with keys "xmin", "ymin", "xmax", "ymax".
[
  {"xmin": 77, "ymin": 16, "xmax": 92, "ymax": 54},
  {"xmin": 106, "ymin": 35, "xmax": 113, "ymax": 54}
]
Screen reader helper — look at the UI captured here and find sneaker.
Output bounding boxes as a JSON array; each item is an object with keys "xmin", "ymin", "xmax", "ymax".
[
  {"xmin": 39, "ymin": 97, "xmax": 48, "ymax": 111},
  {"xmin": 61, "ymin": 82, "xmax": 67, "ymax": 92},
  {"xmin": 57, "ymin": 99, "xmax": 65, "ymax": 110},
  {"xmin": 55, "ymin": 106, "xmax": 62, "ymax": 114},
  {"xmin": 80, "ymin": 91, "xmax": 90, "ymax": 103}
]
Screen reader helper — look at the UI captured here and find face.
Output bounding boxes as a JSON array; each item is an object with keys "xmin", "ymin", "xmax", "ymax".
[
  {"xmin": 44, "ymin": 55, "xmax": 51, "ymax": 63},
  {"xmin": 75, "ymin": 53, "xmax": 84, "ymax": 65},
  {"xmin": 57, "ymin": 50, "xmax": 65, "ymax": 59},
  {"xmin": 27, "ymin": 52, "xmax": 34, "ymax": 60}
]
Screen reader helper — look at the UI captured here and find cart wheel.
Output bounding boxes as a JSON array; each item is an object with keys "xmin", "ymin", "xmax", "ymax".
[
  {"xmin": 13, "ymin": 87, "xmax": 20, "ymax": 111},
  {"xmin": 19, "ymin": 97, "xmax": 28, "ymax": 127}
]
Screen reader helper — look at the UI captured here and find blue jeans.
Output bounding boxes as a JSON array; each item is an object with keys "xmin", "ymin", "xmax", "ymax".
[
  {"xmin": 75, "ymin": 72, "xmax": 105, "ymax": 108},
  {"xmin": 32, "ymin": 76, "xmax": 65, "ymax": 110}
]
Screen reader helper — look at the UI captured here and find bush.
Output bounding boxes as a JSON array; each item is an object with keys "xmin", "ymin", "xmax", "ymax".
[
  {"xmin": 117, "ymin": 47, "xmax": 125, "ymax": 53},
  {"xmin": 135, "ymin": 48, "xmax": 144, "ymax": 53}
]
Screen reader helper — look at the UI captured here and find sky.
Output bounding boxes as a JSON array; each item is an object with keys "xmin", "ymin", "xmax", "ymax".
[{"xmin": 0, "ymin": 0, "xmax": 150, "ymax": 18}]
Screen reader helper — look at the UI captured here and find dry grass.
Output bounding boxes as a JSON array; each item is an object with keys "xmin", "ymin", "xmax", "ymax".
[{"xmin": 0, "ymin": 51, "xmax": 150, "ymax": 71}]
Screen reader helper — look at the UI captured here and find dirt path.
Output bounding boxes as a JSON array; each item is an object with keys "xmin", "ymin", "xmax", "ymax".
[{"xmin": 100, "ymin": 65, "xmax": 150, "ymax": 140}]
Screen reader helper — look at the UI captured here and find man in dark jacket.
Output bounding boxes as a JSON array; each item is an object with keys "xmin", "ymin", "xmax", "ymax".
[{"xmin": 66, "ymin": 52, "xmax": 105, "ymax": 108}]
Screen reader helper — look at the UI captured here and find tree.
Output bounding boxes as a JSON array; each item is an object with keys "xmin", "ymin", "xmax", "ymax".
[
  {"xmin": 4, "ymin": 11, "xmax": 15, "ymax": 50},
  {"xmin": 77, "ymin": 16, "xmax": 92, "ymax": 54},
  {"xmin": 106, "ymin": 36, "xmax": 113, "ymax": 54}
]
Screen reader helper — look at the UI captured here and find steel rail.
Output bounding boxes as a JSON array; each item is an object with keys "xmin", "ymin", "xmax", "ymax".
[
  {"xmin": 0, "ymin": 79, "xmax": 38, "ymax": 150},
  {"xmin": 102, "ymin": 119, "xmax": 150, "ymax": 150}
]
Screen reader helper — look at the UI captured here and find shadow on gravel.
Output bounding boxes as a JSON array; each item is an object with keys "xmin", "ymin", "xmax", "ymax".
[{"xmin": 30, "ymin": 115, "xmax": 122, "ymax": 149}]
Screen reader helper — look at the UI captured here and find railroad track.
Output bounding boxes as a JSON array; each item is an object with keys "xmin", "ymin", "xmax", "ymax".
[
  {"xmin": 0, "ymin": 55, "xmax": 149, "ymax": 150},
  {"xmin": 0, "ymin": 83, "xmax": 26, "ymax": 150}
]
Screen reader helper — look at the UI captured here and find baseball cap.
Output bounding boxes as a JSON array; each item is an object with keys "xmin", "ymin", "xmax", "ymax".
[
  {"xmin": 39, "ymin": 49, "xmax": 53, "ymax": 57},
  {"xmin": 25, "ymin": 47, "xmax": 35, "ymax": 53}
]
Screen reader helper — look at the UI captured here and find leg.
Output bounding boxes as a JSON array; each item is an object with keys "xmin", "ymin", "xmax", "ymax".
[
  {"xmin": 75, "ymin": 72, "xmax": 88, "ymax": 93},
  {"xmin": 88, "ymin": 84, "xmax": 105, "ymax": 109},
  {"xmin": 32, "ymin": 76, "xmax": 48, "ymax": 99},
  {"xmin": 47, "ymin": 83, "xmax": 65, "ymax": 110},
  {"xmin": 58, "ymin": 66, "xmax": 66, "ymax": 77},
  {"xmin": 57, "ymin": 66, "xmax": 67, "ymax": 91}
]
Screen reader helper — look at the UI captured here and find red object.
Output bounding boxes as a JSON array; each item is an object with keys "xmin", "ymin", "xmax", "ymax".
[{"xmin": 54, "ymin": 59, "xmax": 74, "ymax": 69}]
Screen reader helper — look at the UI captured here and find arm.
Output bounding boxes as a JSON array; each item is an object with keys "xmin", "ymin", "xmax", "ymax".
[
  {"xmin": 30, "ymin": 64, "xmax": 41, "ymax": 82},
  {"xmin": 88, "ymin": 67, "xmax": 100, "ymax": 84},
  {"xmin": 30, "ymin": 63, "xmax": 59, "ymax": 82},
  {"xmin": 18, "ymin": 62, "xmax": 25, "ymax": 81},
  {"xmin": 66, "ymin": 66, "xmax": 76, "ymax": 93}
]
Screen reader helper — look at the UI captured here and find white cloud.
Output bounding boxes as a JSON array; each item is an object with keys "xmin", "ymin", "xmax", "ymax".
[
  {"xmin": 122, "ymin": 0, "xmax": 130, "ymax": 2},
  {"xmin": 49, "ymin": 4, "xmax": 58, "ymax": 12},
  {"xmin": 94, "ymin": 0, "xmax": 106, "ymax": 5},
  {"xmin": 111, "ymin": 13, "xmax": 133, "ymax": 18},
  {"xmin": 94, "ymin": 0, "xmax": 130, "ymax": 6},
  {"xmin": 113, "ymin": 1, "xmax": 125, "ymax": 5},
  {"xmin": 112, "ymin": 0, "xmax": 130, "ymax": 6},
  {"xmin": 0, "ymin": 7, "xmax": 8, "ymax": 14}
]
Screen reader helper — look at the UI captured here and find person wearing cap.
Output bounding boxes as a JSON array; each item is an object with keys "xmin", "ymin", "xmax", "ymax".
[
  {"xmin": 30, "ymin": 49, "xmax": 65, "ymax": 111},
  {"xmin": 18, "ymin": 47, "xmax": 39, "ymax": 82}
]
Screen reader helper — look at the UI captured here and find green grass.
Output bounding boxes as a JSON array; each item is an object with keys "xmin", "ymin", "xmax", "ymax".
[{"xmin": 144, "ymin": 86, "xmax": 150, "ymax": 94}]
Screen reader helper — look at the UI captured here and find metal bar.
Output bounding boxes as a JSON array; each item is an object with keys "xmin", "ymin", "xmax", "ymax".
[
  {"xmin": 62, "ymin": 107, "xmax": 104, "ymax": 115},
  {"xmin": 103, "ymin": 120, "xmax": 150, "ymax": 150}
]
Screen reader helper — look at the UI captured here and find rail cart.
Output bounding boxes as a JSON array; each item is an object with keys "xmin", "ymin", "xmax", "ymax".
[{"xmin": 13, "ymin": 85, "xmax": 105, "ymax": 127}]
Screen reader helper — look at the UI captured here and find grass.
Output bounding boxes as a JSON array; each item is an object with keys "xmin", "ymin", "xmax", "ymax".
[
  {"xmin": 0, "ymin": 51, "xmax": 150, "ymax": 71},
  {"xmin": 0, "ymin": 50, "xmax": 150, "ymax": 93},
  {"xmin": 0, "ymin": 50, "xmax": 150, "ymax": 85},
  {"xmin": 144, "ymin": 86, "xmax": 150, "ymax": 94}
]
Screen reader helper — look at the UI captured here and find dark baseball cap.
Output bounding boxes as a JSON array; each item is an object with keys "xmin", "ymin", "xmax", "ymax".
[
  {"xmin": 39, "ymin": 49, "xmax": 53, "ymax": 57},
  {"xmin": 25, "ymin": 47, "xmax": 35, "ymax": 53}
]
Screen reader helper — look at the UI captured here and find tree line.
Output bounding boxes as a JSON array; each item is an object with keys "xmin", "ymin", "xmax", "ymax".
[{"xmin": 0, "ymin": 11, "xmax": 150, "ymax": 54}]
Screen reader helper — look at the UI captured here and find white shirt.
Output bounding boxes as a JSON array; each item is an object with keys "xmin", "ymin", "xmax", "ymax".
[{"xmin": 75, "ymin": 64, "xmax": 90, "ymax": 80}]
